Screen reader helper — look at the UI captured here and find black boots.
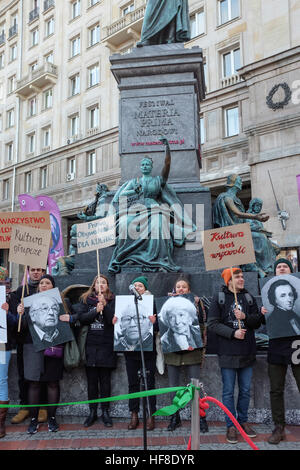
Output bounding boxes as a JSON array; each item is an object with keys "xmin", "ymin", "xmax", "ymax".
[
  {"xmin": 200, "ymin": 416, "xmax": 209, "ymax": 433},
  {"xmin": 167, "ymin": 411, "xmax": 181, "ymax": 431},
  {"xmin": 84, "ymin": 408, "xmax": 97, "ymax": 427},
  {"xmin": 101, "ymin": 409, "xmax": 113, "ymax": 427}
]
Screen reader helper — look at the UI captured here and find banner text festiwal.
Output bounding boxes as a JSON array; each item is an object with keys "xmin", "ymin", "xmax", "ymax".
[{"xmin": 0, "ymin": 211, "xmax": 50, "ymax": 249}]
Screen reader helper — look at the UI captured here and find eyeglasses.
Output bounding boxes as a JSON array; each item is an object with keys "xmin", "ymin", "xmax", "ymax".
[{"xmin": 121, "ymin": 314, "xmax": 148, "ymax": 324}]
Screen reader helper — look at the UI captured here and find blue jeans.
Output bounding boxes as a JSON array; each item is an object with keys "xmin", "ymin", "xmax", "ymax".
[
  {"xmin": 0, "ymin": 350, "xmax": 12, "ymax": 401},
  {"xmin": 221, "ymin": 366, "xmax": 253, "ymax": 428}
]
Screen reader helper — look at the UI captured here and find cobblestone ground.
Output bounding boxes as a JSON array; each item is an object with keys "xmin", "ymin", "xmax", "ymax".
[{"xmin": 0, "ymin": 417, "xmax": 299, "ymax": 450}]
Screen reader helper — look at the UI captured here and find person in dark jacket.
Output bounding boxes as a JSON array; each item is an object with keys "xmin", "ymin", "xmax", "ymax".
[
  {"xmin": 17, "ymin": 274, "xmax": 70, "ymax": 435},
  {"xmin": 261, "ymin": 258, "xmax": 300, "ymax": 444},
  {"xmin": 207, "ymin": 268, "xmax": 262, "ymax": 444},
  {"xmin": 9, "ymin": 266, "xmax": 48, "ymax": 425},
  {"xmin": 113, "ymin": 276, "xmax": 157, "ymax": 431},
  {"xmin": 0, "ymin": 274, "xmax": 17, "ymax": 438},
  {"xmin": 79, "ymin": 275, "xmax": 117, "ymax": 428}
]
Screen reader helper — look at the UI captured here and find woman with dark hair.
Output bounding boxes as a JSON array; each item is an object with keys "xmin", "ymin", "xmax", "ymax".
[
  {"xmin": 78, "ymin": 275, "xmax": 116, "ymax": 428},
  {"xmin": 163, "ymin": 276, "xmax": 208, "ymax": 432},
  {"xmin": 17, "ymin": 274, "xmax": 69, "ymax": 435}
]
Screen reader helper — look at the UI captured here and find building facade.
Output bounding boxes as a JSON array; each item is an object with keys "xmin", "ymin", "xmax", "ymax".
[{"xmin": 0, "ymin": 0, "xmax": 300, "ymax": 281}]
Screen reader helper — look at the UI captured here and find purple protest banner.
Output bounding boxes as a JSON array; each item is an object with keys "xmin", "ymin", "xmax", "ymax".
[{"xmin": 18, "ymin": 195, "xmax": 64, "ymax": 274}]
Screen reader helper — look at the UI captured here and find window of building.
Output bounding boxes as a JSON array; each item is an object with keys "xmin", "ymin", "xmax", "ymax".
[
  {"xmin": 70, "ymin": 35, "xmax": 80, "ymax": 57},
  {"xmin": 31, "ymin": 28, "xmax": 39, "ymax": 46},
  {"xmin": 27, "ymin": 133, "xmax": 36, "ymax": 153},
  {"xmin": 10, "ymin": 44, "xmax": 17, "ymax": 61},
  {"xmin": 88, "ymin": 105, "xmax": 99, "ymax": 129},
  {"xmin": 88, "ymin": 64, "xmax": 99, "ymax": 87},
  {"xmin": 8, "ymin": 75, "xmax": 16, "ymax": 94},
  {"xmin": 122, "ymin": 3, "xmax": 134, "ymax": 16},
  {"xmin": 30, "ymin": 61, "xmax": 38, "ymax": 72},
  {"xmin": 71, "ymin": 0, "xmax": 81, "ymax": 19},
  {"xmin": 89, "ymin": 24, "xmax": 100, "ymax": 47},
  {"xmin": 7, "ymin": 109, "xmax": 15, "ymax": 128},
  {"xmin": 3, "ymin": 179, "xmax": 10, "ymax": 200},
  {"xmin": 25, "ymin": 171, "xmax": 32, "ymax": 193},
  {"xmin": 70, "ymin": 114, "xmax": 79, "ymax": 136},
  {"xmin": 68, "ymin": 157, "xmax": 76, "ymax": 175},
  {"xmin": 87, "ymin": 151, "xmax": 96, "ymax": 175},
  {"xmin": 222, "ymin": 47, "xmax": 240, "ymax": 77},
  {"xmin": 6, "ymin": 142, "xmax": 13, "ymax": 160},
  {"xmin": 219, "ymin": 0, "xmax": 239, "ymax": 25},
  {"xmin": 42, "ymin": 126, "xmax": 51, "ymax": 148},
  {"xmin": 45, "ymin": 51, "xmax": 53, "ymax": 63},
  {"xmin": 0, "ymin": 52, "xmax": 4, "ymax": 69},
  {"xmin": 28, "ymin": 97, "xmax": 37, "ymax": 116},
  {"xmin": 90, "ymin": 0, "xmax": 99, "ymax": 7},
  {"xmin": 44, "ymin": 88, "xmax": 53, "ymax": 109},
  {"xmin": 45, "ymin": 17, "xmax": 54, "ymax": 37},
  {"xmin": 224, "ymin": 106, "xmax": 239, "ymax": 137},
  {"xmin": 40, "ymin": 166, "xmax": 47, "ymax": 189},
  {"xmin": 200, "ymin": 115, "xmax": 205, "ymax": 144},
  {"xmin": 190, "ymin": 10, "xmax": 205, "ymax": 38},
  {"xmin": 70, "ymin": 73, "xmax": 80, "ymax": 95}
]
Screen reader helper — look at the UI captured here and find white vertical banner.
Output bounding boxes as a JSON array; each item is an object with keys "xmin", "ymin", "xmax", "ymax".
[{"xmin": 0, "ymin": 286, "xmax": 7, "ymax": 344}]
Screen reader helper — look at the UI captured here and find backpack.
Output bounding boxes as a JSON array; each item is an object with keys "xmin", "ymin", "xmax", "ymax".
[{"xmin": 218, "ymin": 291, "xmax": 253, "ymax": 306}]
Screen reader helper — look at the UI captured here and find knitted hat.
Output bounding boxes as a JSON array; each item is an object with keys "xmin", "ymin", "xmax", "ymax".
[
  {"xmin": 0, "ymin": 266, "xmax": 8, "ymax": 281},
  {"xmin": 131, "ymin": 276, "xmax": 148, "ymax": 290},
  {"xmin": 39, "ymin": 274, "xmax": 56, "ymax": 288},
  {"xmin": 274, "ymin": 258, "xmax": 293, "ymax": 274},
  {"xmin": 221, "ymin": 267, "xmax": 242, "ymax": 286}
]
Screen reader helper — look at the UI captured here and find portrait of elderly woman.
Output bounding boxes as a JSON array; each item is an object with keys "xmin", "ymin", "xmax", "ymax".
[
  {"xmin": 23, "ymin": 288, "xmax": 73, "ymax": 352},
  {"xmin": 261, "ymin": 275, "xmax": 300, "ymax": 339},
  {"xmin": 158, "ymin": 295, "xmax": 203, "ymax": 354},
  {"xmin": 114, "ymin": 295, "xmax": 154, "ymax": 352}
]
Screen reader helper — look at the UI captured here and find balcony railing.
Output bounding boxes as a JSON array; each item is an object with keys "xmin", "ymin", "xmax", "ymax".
[
  {"xmin": 0, "ymin": 32, "xmax": 5, "ymax": 45},
  {"xmin": 44, "ymin": 0, "xmax": 55, "ymax": 13},
  {"xmin": 221, "ymin": 74, "xmax": 242, "ymax": 88},
  {"xmin": 15, "ymin": 63, "xmax": 58, "ymax": 97},
  {"xmin": 104, "ymin": 3, "xmax": 146, "ymax": 47},
  {"xmin": 9, "ymin": 24, "xmax": 18, "ymax": 38},
  {"xmin": 29, "ymin": 7, "xmax": 39, "ymax": 23}
]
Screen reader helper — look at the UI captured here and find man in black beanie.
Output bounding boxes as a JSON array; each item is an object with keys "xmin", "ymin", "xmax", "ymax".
[
  {"xmin": 9, "ymin": 267, "xmax": 46, "ymax": 424},
  {"xmin": 261, "ymin": 258, "xmax": 300, "ymax": 444}
]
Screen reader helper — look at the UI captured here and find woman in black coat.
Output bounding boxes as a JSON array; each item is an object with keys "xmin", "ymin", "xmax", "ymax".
[{"xmin": 79, "ymin": 275, "xmax": 117, "ymax": 428}]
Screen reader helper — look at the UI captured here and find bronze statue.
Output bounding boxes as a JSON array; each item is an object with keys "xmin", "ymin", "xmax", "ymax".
[
  {"xmin": 108, "ymin": 138, "xmax": 196, "ymax": 273},
  {"xmin": 77, "ymin": 183, "xmax": 110, "ymax": 221},
  {"xmin": 137, "ymin": 0, "xmax": 190, "ymax": 47}
]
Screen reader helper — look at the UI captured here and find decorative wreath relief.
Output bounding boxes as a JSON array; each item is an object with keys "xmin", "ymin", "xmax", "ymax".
[{"xmin": 266, "ymin": 83, "xmax": 292, "ymax": 110}]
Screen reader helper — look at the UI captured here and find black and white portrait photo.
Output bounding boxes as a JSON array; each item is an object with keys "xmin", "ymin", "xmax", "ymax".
[
  {"xmin": 114, "ymin": 295, "xmax": 154, "ymax": 352},
  {"xmin": 261, "ymin": 274, "xmax": 300, "ymax": 339},
  {"xmin": 23, "ymin": 287, "xmax": 74, "ymax": 352},
  {"xmin": 157, "ymin": 294, "xmax": 203, "ymax": 354}
]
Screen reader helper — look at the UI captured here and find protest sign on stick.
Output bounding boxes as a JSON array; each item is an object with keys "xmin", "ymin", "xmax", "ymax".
[
  {"xmin": 8, "ymin": 224, "xmax": 52, "ymax": 332},
  {"xmin": 203, "ymin": 223, "xmax": 256, "ymax": 328},
  {"xmin": 0, "ymin": 211, "xmax": 50, "ymax": 249},
  {"xmin": 77, "ymin": 214, "xmax": 115, "ymax": 281}
]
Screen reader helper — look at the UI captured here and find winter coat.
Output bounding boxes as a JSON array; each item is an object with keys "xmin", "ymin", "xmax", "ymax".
[{"xmin": 207, "ymin": 285, "xmax": 262, "ymax": 368}]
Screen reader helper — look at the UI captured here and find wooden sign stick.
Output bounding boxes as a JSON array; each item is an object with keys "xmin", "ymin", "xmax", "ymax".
[
  {"xmin": 96, "ymin": 249, "xmax": 103, "ymax": 315},
  {"xmin": 18, "ymin": 267, "xmax": 27, "ymax": 333},
  {"xmin": 230, "ymin": 266, "xmax": 241, "ymax": 330}
]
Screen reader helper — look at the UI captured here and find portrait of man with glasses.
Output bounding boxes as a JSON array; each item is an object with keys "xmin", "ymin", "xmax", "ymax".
[{"xmin": 114, "ymin": 295, "xmax": 154, "ymax": 352}]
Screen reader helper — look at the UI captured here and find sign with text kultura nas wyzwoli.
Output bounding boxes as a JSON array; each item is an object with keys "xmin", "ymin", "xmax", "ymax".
[
  {"xmin": 203, "ymin": 223, "xmax": 256, "ymax": 271},
  {"xmin": 120, "ymin": 93, "xmax": 197, "ymax": 153}
]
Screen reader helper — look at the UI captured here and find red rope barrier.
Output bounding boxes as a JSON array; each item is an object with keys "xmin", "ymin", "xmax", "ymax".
[{"xmin": 187, "ymin": 396, "xmax": 260, "ymax": 450}]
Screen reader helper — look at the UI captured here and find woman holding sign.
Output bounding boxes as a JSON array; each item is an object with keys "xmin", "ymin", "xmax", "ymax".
[
  {"xmin": 17, "ymin": 275, "xmax": 68, "ymax": 435},
  {"xmin": 0, "ymin": 274, "xmax": 17, "ymax": 438},
  {"xmin": 78, "ymin": 275, "xmax": 116, "ymax": 428},
  {"xmin": 162, "ymin": 277, "xmax": 208, "ymax": 433}
]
